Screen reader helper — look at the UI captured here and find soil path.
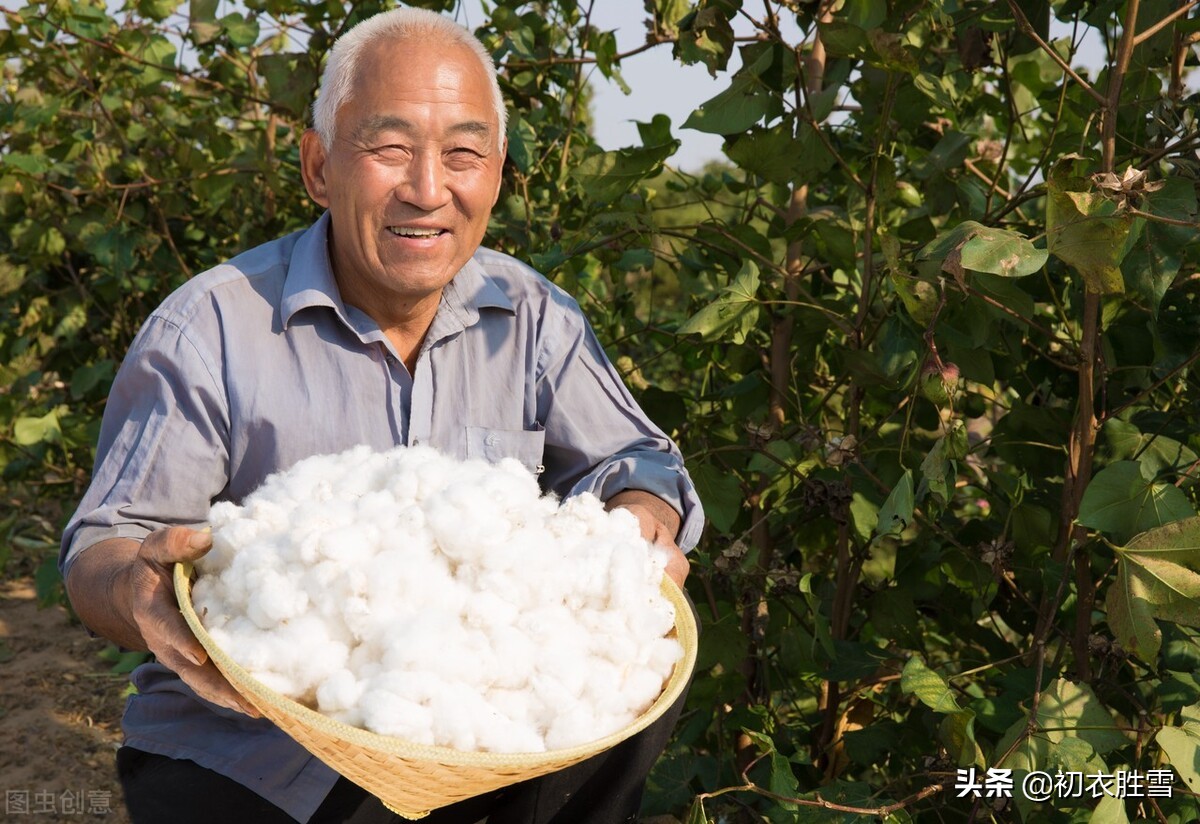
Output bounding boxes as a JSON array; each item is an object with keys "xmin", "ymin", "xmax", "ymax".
[{"xmin": 0, "ymin": 578, "xmax": 129, "ymax": 823}]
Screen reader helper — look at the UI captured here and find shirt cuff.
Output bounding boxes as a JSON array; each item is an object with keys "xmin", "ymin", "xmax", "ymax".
[{"xmin": 566, "ymin": 453, "xmax": 705, "ymax": 552}]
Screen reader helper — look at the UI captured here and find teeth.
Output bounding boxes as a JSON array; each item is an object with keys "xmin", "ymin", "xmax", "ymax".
[{"xmin": 388, "ymin": 227, "xmax": 443, "ymax": 238}]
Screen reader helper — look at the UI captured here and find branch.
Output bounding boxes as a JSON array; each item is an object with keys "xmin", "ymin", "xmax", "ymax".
[
  {"xmin": 1126, "ymin": 207, "xmax": 1200, "ymax": 228},
  {"xmin": 1005, "ymin": 0, "xmax": 1107, "ymax": 106},
  {"xmin": 696, "ymin": 780, "xmax": 948, "ymax": 817},
  {"xmin": 505, "ymin": 35, "xmax": 675, "ymax": 68},
  {"xmin": 1133, "ymin": 0, "xmax": 1200, "ymax": 47}
]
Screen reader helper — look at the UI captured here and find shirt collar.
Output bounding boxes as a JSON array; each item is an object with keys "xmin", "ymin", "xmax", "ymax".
[{"xmin": 280, "ymin": 213, "xmax": 515, "ymax": 337}]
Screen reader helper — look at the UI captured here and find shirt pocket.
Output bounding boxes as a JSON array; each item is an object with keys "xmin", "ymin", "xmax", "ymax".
[{"xmin": 465, "ymin": 426, "xmax": 546, "ymax": 475}]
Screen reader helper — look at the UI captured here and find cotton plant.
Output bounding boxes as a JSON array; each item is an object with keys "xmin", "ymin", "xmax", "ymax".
[{"xmin": 191, "ymin": 445, "xmax": 684, "ymax": 753}]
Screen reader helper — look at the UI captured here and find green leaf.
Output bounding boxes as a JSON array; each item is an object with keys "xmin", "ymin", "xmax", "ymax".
[
  {"xmin": 506, "ymin": 115, "xmax": 538, "ymax": 174},
  {"xmin": 1104, "ymin": 418, "xmax": 1198, "ymax": 478},
  {"xmin": 34, "ymin": 553, "xmax": 64, "ymax": 608},
  {"xmin": 221, "ymin": 13, "xmax": 259, "ymax": 48},
  {"xmin": 901, "ymin": 656, "xmax": 961, "ymax": 714},
  {"xmin": 1090, "ymin": 791, "xmax": 1131, "ymax": 824},
  {"xmin": 257, "ymin": 53, "xmax": 318, "ymax": 116},
  {"xmin": 1122, "ymin": 177, "xmax": 1197, "ymax": 316},
  {"xmin": 875, "ymin": 469, "xmax": 913, "ymax": 536},
  {"xmin": 1078, "ymin": 461, "xmax": 1195, "ymax": 541},
  {"xmin": 769, "ymin": 749, "xmax": 799, "ymax": 807},
  {"xmin": 1155, "ymin": 723, "xmax": 1200, "ymax": 795},
  {"xmin": 683, "ymin": 48, "xmax": 779, "ymax": 134},
  {"xmin": 571, "ymin": 133, "xmax": 678, "ymax": 204},
  {"xmin": 684, "ymin": 798, "xmax": 711, "ymax": 824},
  {"xmin": 690, "ymin": 462, "xmax": 742, "ymax": 533},
  {"xmin": 674, "ymin": 4, "xmax": 735, "ymax": 74},
  {"xmin": 1106, "ymin": 573, "xmax": 1161, "ymax": 663},
  {"xmin": 939, "ymin": 710, "xmax": 986, "ymax": 768},
  {"xmin": 817, "ymin": 20, "xmax": 868, "ymax": 59},
  {"xmin": 1046, "ymin": 155, "xmax": 1138, "ymax": 295},
  {"xmin": 1106, "ymin": 518, "xmax": 1200, "ymax": 661},
  {"xmin": 996, "ymin": 679, "xmax": 1127, "ymax": 775},
  {"xmin": 677, "ymin": 261, "xmax": 760, "ymax": 344},
  {"xmin": 725, "ymin": 120, "xmax": 834, "ymax": 185},
  {"xmin": 13, "ymin": 410, "xmax": 62, "ymax": 445},
  {"xmin": 3, "ymin": 153, "xmax": 53, "ymax": 175},
  {"xmin": 916, "ymin": 220, "xmax": 1047, "ymax": 285}
]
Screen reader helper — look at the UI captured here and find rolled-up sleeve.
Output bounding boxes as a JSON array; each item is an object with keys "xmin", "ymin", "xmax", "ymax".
[
  {"xmin": 534, "ymin": 292, "xmax": 704, "ymax": 551},
  {"xmin": 59, "ymin": 314, "xmax": 230, "ymax": 578}
]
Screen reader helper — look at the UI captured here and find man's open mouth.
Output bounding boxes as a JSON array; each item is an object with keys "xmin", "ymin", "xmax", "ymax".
[{"xmin": 387, "ymin": 226, "xmax": 446, "ymax": 238}]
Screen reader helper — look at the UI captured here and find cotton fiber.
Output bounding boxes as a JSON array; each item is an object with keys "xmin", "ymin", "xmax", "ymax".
[{"xmin": 191, "ymin": 445, "xmax": 684, "ymax": 753}]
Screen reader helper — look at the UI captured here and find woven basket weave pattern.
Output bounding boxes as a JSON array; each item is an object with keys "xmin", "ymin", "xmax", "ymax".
[{"xmin": 175, "ymin": 562, "xmax": 698, "ymax": 820}]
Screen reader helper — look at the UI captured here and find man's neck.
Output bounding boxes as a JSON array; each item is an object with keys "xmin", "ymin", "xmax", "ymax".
[{"xmin": 336, "ymin": 274, "xmax": 444, "ymax": 374}]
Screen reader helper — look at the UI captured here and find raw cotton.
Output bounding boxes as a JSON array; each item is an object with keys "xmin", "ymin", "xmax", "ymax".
[{"xmin": 191, "ymin": 444, "xmax": 684, "ymax": 753}]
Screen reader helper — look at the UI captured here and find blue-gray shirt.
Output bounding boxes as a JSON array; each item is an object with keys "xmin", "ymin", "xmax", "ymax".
[{"xmin": 60, "ymin": 213, "xmax": 703, "ymax": 823}]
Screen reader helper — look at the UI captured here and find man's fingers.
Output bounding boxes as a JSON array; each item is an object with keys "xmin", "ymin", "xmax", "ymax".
[
  {"xmin": 165, "ymin": 651, "xmax": 259, "ymax": 718},
  {"xmin": 140, "ymin": 527, "xmax": 212, "ymax": 565}
]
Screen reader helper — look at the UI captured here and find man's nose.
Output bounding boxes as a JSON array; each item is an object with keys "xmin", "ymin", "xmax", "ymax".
[{"xmin": 398, "ymin": 150, "xmax": 452, "ymax": 211}]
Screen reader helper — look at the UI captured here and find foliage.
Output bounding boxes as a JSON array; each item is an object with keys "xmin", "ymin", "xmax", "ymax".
[{"xmin": 4, "ymin": 0, "xmax": 1200, "ymax": 820}]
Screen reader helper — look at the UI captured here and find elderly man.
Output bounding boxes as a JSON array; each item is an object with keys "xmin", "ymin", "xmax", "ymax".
[{"xmin": 60, "ymin": 7, "xmax": 701, "ymax": 824}]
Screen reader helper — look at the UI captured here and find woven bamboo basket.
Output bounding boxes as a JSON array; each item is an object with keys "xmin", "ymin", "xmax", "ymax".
[{"xmin": 174, "ymin": 561, "xmax": 698, "ymax": 820}]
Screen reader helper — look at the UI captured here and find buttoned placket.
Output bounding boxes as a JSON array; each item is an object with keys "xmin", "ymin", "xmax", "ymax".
[{"xmin": 373, "ymin": 343, "xmax": 413, "ymax": 445}]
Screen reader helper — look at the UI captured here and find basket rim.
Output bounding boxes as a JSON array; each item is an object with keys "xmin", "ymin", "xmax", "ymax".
[{"xmin": 174, "ymin": 560, "xmax": 698, "ymax": 768}]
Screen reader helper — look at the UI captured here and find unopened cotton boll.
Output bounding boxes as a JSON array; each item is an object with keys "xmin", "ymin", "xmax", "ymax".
[{"xmin": 196, "ymin": 443, "xmax": 685, "ymax": 753}]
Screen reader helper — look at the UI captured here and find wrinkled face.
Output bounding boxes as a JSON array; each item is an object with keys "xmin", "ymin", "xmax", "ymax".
[{"xmin": 300, "ymin": 38, "xmax": 505, "ymax": 316}]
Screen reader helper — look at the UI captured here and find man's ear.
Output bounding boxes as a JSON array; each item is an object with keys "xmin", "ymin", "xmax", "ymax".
[
  {"xmin": 491, "ymin": 137, "xmax": 508, "ymax": 206},
  {"xmin": 300, "ymin": 129, "xmax": 331, "ymax": 208}
]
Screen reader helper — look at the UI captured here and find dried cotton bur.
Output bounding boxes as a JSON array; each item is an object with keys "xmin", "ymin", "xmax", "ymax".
[{"xmin": 191, "ymin": 445, "xmax": 684, "ymax": 753}]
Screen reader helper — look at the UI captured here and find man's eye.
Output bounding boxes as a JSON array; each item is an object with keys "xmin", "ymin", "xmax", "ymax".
[{"xmin": 370, "ymin": 145, "xmax": 408, "ymax": 157}]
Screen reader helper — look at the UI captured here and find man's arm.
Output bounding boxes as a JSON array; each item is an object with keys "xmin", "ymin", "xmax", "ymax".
[
  {"xmin": 605, "ymin": 489, "xmax": 689, "ymax": 588},
  {"xmin": 66, "ymin": 531, "xmax": 258, "ymax": 716},
  {"xmin": 533, "ymin": 290, "xmax": 705, "ymax": 558}
]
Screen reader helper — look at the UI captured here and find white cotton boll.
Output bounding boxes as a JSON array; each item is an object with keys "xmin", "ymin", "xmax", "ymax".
[
  {"xmin": 581, "ymin": 661, "xmax": 630, "ymax": 719},
  {"xmin": 476, "ymin": 717, "xmax": 546, "ymax": 754},
  {"xmin": 641, "ymin": 637, "xmax": 685, "ymax": 681},
  {"xmin": 528, "ymin": 674, "xmax": 580, "ymax": 729},
  {"xmin": 244, "ymin": 572, "xmax": 310, "ymax": 628},
  {"xmin": 316, "ymin": 523, "xmax": 380, "ymax": 568},
  {"xmin": 464, "ymin": 591, "xmax": 519, "ymax": 631},
  {"xmin": 427, "ymin": 490, "xmax": 511, "ymax": 563},
  {"xmin": 621, "ymin": 668, "xmax": 666, "ymax": 714},
  {"xmin": 486, "ymin": 626, "xmax": 536, "ymax": 690},
  {"xmin": 245, "ymin": 497, "xmax": 290, "ymax": 534},
  {"xmin": 208, "ymin": 499, "xmax": 242, "ymax": 528},
  {"xmin": 393, "ymin": 503, "xmax": 428, "ymax": 539},
  {"xmin": 628, "ymin": 597, "xmax": 677, "ymax": 641},
  {"xmin": 210, "ymin": 516, "xmax": 262, "ymax": 558},
  {"xmin": 359, "ymin": 691, "xmax": 436, "ymax": 743},
  {"xmin": 316, "ymin": 669, "xmax": 365, "ymax": 715},
  {"xmin": 256, "ymin": 670, "xmax": 304, "ymax": 699},
  {"xmin": 590, "ymin": 631, "xmax": 639, "ymax": 666},
  {"xmin": 355, "ymin": 489, "xmax": 402, "ymax": 532},
  {"xmin": 413, "ymin": 456, "xmax": 455, "ymax": 502},
  {"xmin": 602, "ymin": 504, "xmax": 644, "ymax": 539},
  {"xmin": 544, "ymin": 701, "xmax": 600, "ymax": 750}
]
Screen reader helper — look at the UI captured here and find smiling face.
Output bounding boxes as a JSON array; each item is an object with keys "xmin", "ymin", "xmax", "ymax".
[{"xmin": 300, "ymin": 37, "xmax": 505, "ymax": 325}]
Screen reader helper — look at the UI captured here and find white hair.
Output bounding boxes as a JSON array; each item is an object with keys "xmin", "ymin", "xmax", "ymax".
[{"xmin": 312, "ymin": 7, "xmax": 507, "ymax": 151}]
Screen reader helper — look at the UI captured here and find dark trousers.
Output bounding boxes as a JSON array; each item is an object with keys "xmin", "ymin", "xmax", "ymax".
[{"xmin": 118, "ymin": 670, "xmax": 690, "ymax": 824}]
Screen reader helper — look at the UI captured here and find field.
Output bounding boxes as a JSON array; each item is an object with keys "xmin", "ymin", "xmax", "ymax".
[{"xmin": 0, "ymin": 576, "xmax": 129, "ymax": 823}]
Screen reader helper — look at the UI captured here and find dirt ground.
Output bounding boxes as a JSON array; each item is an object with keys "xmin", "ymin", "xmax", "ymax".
[{"xmin": 0, "ymin": 578, "xmax": 130, "ymax": 824}]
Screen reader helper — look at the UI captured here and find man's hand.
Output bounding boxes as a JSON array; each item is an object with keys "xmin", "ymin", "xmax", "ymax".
[
  {"xmin": 606, "ymin": 490, "xmax": 689, "ymax": 589},
  {"xmin": 65, "ymin": 528, "xmax": 259, "ymax": 717}
]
